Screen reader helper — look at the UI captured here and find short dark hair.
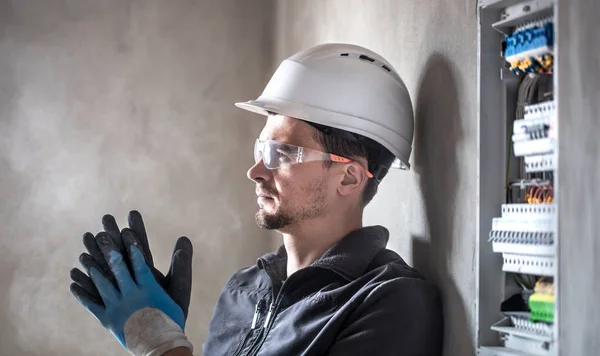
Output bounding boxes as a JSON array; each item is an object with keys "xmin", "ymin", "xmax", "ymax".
[{"xmin": 306, "ymin": 121, "xmax": 395, "ymax": 207}]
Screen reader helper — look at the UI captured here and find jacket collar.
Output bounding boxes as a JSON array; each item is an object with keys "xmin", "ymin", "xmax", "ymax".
[{"xmin": 257, "ymin": 225, "xmax": 390, "ymax": 282}]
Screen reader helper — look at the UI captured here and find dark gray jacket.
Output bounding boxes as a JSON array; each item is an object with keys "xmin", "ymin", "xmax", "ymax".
[{"xmin": 202, "ymin": 226, "xmax": 444, "ymax": 356}]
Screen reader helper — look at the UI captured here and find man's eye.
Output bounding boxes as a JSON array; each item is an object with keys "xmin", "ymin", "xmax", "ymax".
[{"xmin": 276, "ymin": 150, "xmax": 293, "ymax": 163}]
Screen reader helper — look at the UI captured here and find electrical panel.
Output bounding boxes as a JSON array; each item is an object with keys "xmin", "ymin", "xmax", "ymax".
[{"xmin": 477, "ymin": 0, "xmax": 557, "ymax": 355}]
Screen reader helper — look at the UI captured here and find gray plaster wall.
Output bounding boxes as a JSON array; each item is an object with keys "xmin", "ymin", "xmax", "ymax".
[
  {"xmin": 274, "ymin": 1, "xmax": 479, "ymax": 355},
  {"xmin": 557, "ymin": 0, "xmax": 600, "ymax": 353},
  {"xmin": 0, "ymin": 0, "xmax": 483, "ymax": 355},
  {"xmin": 0, "ymin": 1, "xmax": 274, "ymax": 355}
]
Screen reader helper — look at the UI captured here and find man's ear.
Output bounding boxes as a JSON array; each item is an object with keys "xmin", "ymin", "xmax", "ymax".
[{"xmin": 337, "ymin": 163, "xmax": 367, "ymax": 197}]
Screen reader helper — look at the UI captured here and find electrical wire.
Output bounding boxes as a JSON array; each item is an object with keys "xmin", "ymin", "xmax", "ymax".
[
  {"xmin": 507, "ymin": 75, "xmax": 542, "ymax": 204},
  {"xmin": 516, "ymin": 75, "xmax": 540, "ymax": 121},
  {"xmin": 535, "ymin": 278, "xmax": 555, "ymax": 295},
  {"xmin": 507, "ymin": 179, "xmax": 553, "ymax": 203},
  {"xmin": 514, "ymin": 274, "xmax": 539, "ymax": 290}
]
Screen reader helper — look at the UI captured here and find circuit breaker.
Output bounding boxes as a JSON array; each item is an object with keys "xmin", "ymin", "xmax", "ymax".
[{"xmin": 477, "ymin": 0, "xmax": 558, "ymax": 355}]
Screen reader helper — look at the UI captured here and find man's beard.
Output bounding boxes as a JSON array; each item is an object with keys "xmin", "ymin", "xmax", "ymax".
[
  {"xmin": 255, "ymin": 179, "xmax": 328, "ymax": 230},
  {"xmin": 255, "ymin": 208, "xmax": 294, "ymax": 230}
]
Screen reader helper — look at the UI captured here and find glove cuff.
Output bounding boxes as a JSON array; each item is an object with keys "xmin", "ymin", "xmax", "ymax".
[
  {"xmin": 146, "ymin": 339, "xmax": 194, "ymax": 356},
  {"xmin": 125, "ymin": 308, "xmax": 194, "ymax": 356}
]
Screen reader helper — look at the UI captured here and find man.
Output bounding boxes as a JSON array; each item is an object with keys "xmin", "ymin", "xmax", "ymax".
[{"xmin": 69, "ymin": 43, "xmax": 444, "ymax": 355}]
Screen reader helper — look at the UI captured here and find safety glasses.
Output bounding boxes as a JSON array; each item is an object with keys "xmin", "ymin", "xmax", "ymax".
[{"xmin": 254, "ymin": 139, "xmax": 374, "ymax": 178}]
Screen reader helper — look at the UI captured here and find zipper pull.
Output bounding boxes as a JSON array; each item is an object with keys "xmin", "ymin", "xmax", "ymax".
[
  {"xmin": 263, "ymin": 302, "xmax": 275, "ymax": 328},
  {"xmin": 251, "ymin": 299, "xmax": 265, "ymax": 329}
]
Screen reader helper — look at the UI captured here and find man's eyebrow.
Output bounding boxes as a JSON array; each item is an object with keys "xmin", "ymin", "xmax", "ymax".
[
  {"xmin": 258, "ymin": 129, "xmax": 310, "ymax": 148},
  {"xmin": 258, "ymin": 134, "xmax": 293, "ymax": 144}
]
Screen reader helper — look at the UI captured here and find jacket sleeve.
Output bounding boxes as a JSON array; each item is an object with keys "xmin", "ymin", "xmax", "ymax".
[{"xmin": 326, "ymin": 277, "xmax": 444, "ymax": 356}]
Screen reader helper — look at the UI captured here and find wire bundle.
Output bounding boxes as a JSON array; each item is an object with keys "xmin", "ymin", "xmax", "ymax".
[
  {"xmin": 506, "ymin": 76, "xmax": 541, "ymax": 200},
  {"xmin": 506, "ymin": 179, "xmax": 553, "ymax": 204},
  {"xmin": 524, "ymin": 184, "xmax": 553, "ymax": 204},
  {"xmin": 516, "ymin": 75, "xmax": 540, "ymax": 121},
  {"xmin": 514, "ymin": 274, "xmax": 538, "ymax": 291}
]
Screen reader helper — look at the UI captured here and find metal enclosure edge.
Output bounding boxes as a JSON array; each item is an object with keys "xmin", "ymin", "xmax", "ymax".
[
  {"xmin": 477, "ymin": 3, "xmax": 507, "ymax": 348},
  {"xmin": 557, "ymin": 0, "xmax": 600, "ymax": 354}
]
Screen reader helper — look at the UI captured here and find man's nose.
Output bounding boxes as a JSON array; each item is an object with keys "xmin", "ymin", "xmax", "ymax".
[{"xmin": 247, "ymin": 159, "xmax": 272, "ymax": 183}]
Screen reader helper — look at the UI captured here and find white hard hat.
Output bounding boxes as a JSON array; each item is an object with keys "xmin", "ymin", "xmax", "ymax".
[{"xmin": 235, "ymin": 43, "xmax": 414, "ymax": 171}]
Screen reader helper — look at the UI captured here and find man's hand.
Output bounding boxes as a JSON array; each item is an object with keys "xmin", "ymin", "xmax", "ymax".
[
  {"xmin": 69, "ymin": 211, "xmax": 193, "ymax": 319},
  {"xmin": 72, "ymin": 230, "xmax": 194, "ymax": 355}
]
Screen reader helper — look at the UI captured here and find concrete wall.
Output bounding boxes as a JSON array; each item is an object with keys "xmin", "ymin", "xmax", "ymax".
[
  {"xmin": 274, "ymin": 1, "xmax": 478, "ymax": 355},
  {"xmin": 557, "ymin": 0, "xmax": 600, "ymax": 354},
  {"xmin": 0, "ymin": 0, "xmax": 481, "ymax": 355},
  {"xmin": 5, "ymin": 1, "xmax": 595, "ymax": 354},
  {"xmin": 0, "ymin": 1, "xmax": 274, "ymax": 355}
]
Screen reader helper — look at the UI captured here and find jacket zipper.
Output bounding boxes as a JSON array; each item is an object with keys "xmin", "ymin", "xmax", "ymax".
[
  {"xmin": 247, "ymin": 267, "xmax": 337, "ymax": 355},
  {"xmin": 240, "ymin": 301, "xmax": 274, "ymax": 356},
  {"xmin": 246, "ymin": 278, "xmax": 295, "ymax": 356},
  {"xmin": 232, "ymin": 299, "xmax": 266, "ymax": 356},
  {"xmin": 251, "ymin": 299, "xmax": 266, "ymax": 329},
  {"xmin": 263, "ymin": 301, "xmax": 275, "ymax": 328}
]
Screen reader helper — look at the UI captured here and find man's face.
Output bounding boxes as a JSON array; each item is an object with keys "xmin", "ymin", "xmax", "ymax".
[{"xmin": 247, "ymin": 115, "xmax": 333, "ymax": 231}]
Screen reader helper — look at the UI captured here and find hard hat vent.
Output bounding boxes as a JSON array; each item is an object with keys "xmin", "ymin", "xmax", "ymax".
[
  {"xmin": 359, "ymin": 54, "xmax": 375, "ymax": 62},
  {"xmin": 339, "ymin": 52, "xmax": 393, "ymax": 74}
]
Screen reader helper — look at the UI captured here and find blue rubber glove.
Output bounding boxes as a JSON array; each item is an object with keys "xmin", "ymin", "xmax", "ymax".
[
  {"xmin": 73, "ymin": 230, "xmax": 193, "ymax": 355},
  {"xmin": 70, "ymin": 211, "xmax": 193, "ymax": 320}
]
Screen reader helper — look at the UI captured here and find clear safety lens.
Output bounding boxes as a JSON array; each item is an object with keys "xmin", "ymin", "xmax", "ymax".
[
  {"xmin": 254, "ymin": 139, "xmax": 263, "ymax": 165},
  {"xmin": 253, "ymin": 139, "xmax": 374, "ymax": 178},
  {"xmin": 254, "ymin": 139, "xmax": 297, "ymax": 169}
]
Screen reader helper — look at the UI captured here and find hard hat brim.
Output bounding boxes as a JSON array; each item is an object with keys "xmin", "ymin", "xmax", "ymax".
[{"xmin": 235, "ymin": 100, "xmax": 274, "ymax": 117}]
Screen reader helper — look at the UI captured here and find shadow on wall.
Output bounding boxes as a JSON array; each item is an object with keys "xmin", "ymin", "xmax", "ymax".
[{"xmin": 411, "ymin": 53, "xmax": 475, "ymax": 356}]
